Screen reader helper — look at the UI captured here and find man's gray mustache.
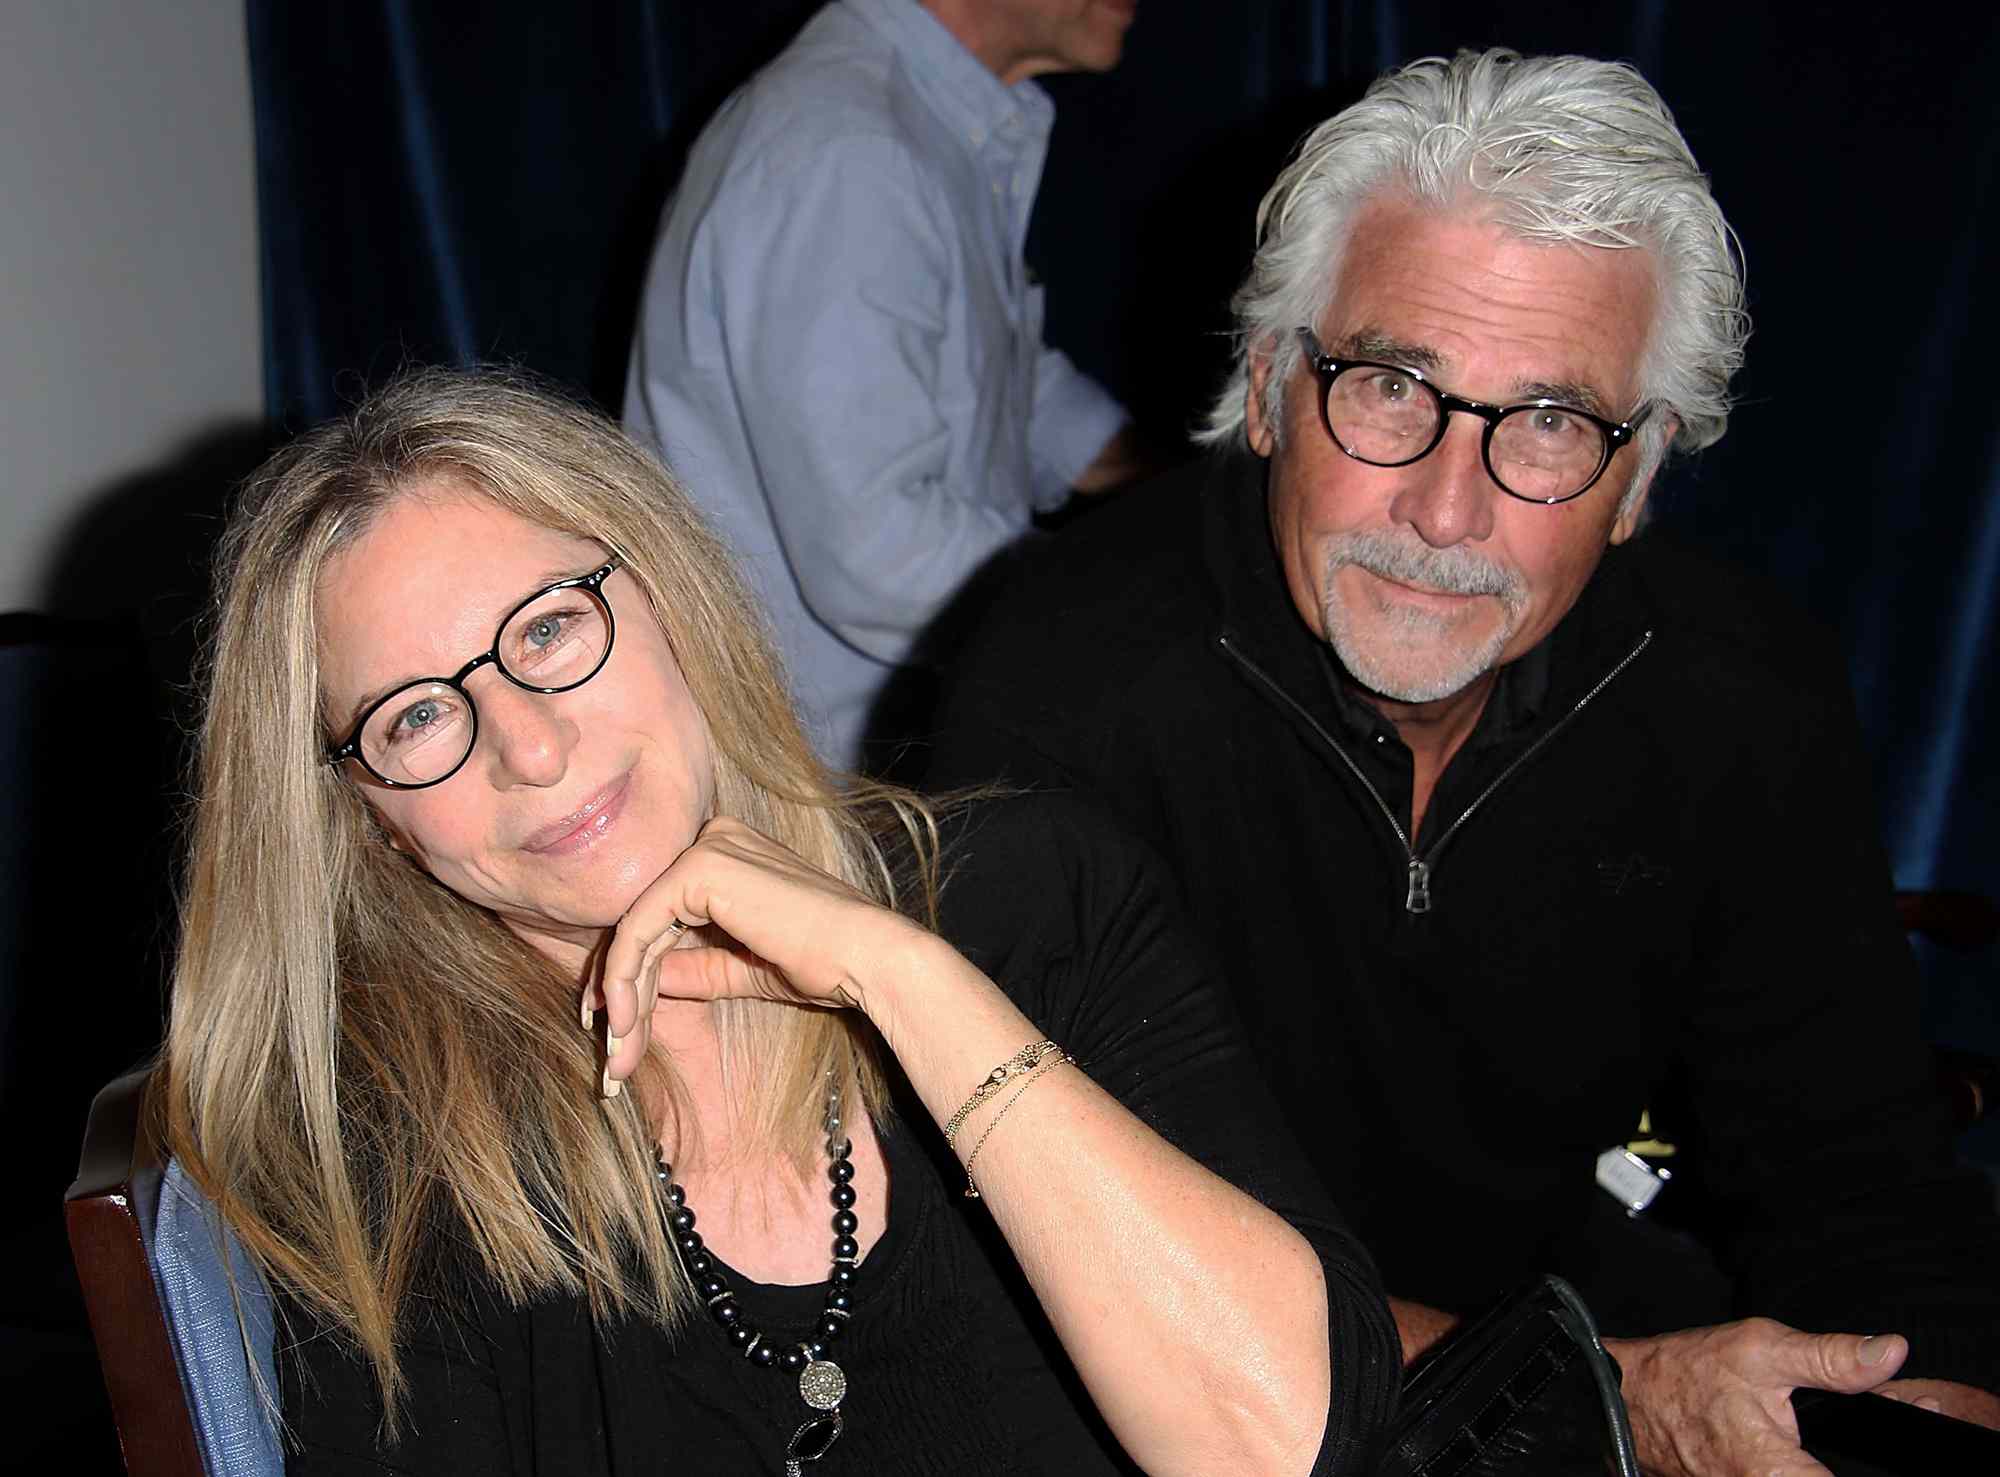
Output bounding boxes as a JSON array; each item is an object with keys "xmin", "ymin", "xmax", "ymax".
[{"xmin": 1324, "ymin": 530, "xmax": 1524, "ymax": 603}]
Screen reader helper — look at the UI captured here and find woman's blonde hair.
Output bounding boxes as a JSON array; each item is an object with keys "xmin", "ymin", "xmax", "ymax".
[{"xmin": 161, "ymin": 366, "xmax": 935, "ymax": 1418}]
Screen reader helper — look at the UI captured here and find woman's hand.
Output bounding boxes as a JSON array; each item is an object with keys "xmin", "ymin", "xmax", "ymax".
[{"xmin": 590, "ymin": 816, "xmax": 935, "ymax": 1087}]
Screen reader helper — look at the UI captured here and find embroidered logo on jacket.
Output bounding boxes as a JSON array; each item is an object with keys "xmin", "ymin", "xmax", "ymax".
[{"xmin": 1598, "ymin": 854, "xmax": 1672, "ymax": 895}]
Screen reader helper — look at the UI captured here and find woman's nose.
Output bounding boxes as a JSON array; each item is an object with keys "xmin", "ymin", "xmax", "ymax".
[{"xmin": 473, "ymin": 678, "xmax": 576, "ymax": 789}]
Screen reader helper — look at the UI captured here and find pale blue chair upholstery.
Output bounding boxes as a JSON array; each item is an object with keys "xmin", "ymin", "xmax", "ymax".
[
  {"xmin": 152, "ymin": 1159, "xmax": 283, "ymax": 1474},
  {"xmin": 67, "ymin": 1070, "xmax": 282, "ymax": 1477}
]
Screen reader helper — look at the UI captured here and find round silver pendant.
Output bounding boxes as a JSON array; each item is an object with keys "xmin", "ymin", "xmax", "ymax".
[{"xmin": 798, "ymin": 1358, "xmax": 847, "ymax": 1411}]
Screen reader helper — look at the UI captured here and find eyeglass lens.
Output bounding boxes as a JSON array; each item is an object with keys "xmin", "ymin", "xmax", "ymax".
[
  {"xmin": 1325, "ymin": 366, "xmax": 1608, "ymax": 501},
  {"xmin": 358, "ymin": 584, "xmax": 613, "ymax": 785}
]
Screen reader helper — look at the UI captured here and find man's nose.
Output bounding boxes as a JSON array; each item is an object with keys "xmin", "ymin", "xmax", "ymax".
[
  {"xmin": 474, "ymin": 677, "xmax": 575, "ymax": 789},
  {"xmin": 1386, "ymin": 414, "xmax": 1496, "ymax": 548}
]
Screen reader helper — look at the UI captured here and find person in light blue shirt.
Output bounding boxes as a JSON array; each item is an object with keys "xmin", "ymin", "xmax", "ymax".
[{"xmin": 624, "ymin": 0, "xmax": 1145, "ymax": 770}]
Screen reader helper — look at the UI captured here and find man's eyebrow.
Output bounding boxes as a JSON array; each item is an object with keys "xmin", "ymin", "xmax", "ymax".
[
  {"xmin": 1333, "ymin": 330, "xmax": 1447, "ymax": 376},
  {"xmin": 333, "ymin": 558, "xmax": 607, "ymax": 737},
  {"xmin": 1515, "ymin": 378, "xmax": 1613, "ymax": 418},
  {"xmin": 1333, "ymin": 329, "xmax": 1617, "ymax": 418}
]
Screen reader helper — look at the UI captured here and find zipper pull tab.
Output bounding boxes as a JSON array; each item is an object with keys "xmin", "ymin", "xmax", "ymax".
[{"xmin": 1405, "ymin": 858, "xmax": 1432, "ymax": 915}]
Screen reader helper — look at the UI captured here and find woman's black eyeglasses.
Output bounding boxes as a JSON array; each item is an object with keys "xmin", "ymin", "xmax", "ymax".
[{"xmin": 325, "ymin": 558, "xmax": 623, "ymax": 790}]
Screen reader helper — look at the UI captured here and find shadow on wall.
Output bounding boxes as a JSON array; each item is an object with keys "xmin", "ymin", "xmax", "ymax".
[{"xmin": 5, "ymin": 419, "xmax": 272, "ymax": 1477}]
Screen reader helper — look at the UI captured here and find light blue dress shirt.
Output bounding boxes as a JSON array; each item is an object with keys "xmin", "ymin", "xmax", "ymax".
[{"xmin": 624, "ymin": 0, "xmax": 1126, "ymax": 766}]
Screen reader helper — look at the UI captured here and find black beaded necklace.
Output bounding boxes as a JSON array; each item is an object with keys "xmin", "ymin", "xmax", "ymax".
[{"xmin": 655, "ymin": 1083, "xmax": 858, "ymax": 1475}]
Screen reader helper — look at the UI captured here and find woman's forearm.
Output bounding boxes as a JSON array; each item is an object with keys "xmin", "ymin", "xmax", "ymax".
[{"xmin": 863, "ymin": 934, "xmax": 1333, "ymax": 1477}]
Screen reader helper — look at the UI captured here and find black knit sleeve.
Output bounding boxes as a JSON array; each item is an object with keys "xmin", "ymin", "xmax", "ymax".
[
  {"xmin": 1672, "ymin": 618, "xmax": 2000, "ymax": 1389},
  {"xmin": 933, "ymin": 793, "xmax": 1401, "ymax": 1475}
]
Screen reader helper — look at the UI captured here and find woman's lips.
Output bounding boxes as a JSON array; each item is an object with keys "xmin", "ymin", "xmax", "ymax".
[{"xmin": 521, "ymin": 773, "xmax": 631, "ymax": 855}]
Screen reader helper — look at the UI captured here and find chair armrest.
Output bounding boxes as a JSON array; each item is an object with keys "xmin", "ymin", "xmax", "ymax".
[{"xmin": 1935, "ymin": 1047, "xmax": 1999, "ymax": 1134}]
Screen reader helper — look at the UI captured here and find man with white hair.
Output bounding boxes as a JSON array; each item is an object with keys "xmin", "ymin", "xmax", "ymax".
[{"xmin": 930, "ymin": 48, "xmax": 2000, "ymax": 1474}]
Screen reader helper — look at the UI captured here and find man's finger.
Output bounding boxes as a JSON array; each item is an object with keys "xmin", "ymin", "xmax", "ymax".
[{"xmin": 1773, "ymin": 1328, "xmax": 1907, "ymax": 1394}]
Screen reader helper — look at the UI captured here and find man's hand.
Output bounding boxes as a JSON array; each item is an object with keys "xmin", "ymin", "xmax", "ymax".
[
  {"xmin": 1071, "ymin": 423, "xmax": 1158, "ymax": 494},
  {"xmin": 1389, "ymin": 1295, "xmax": 1458, "ymax": 1365},
  {"xmin": 1875, "ymin": 1377, "xmax": 2000, "ymax": 1427},
  {"xmin": 1605, "ymin": 1320, "xmax": 1907, "ymax": 1477}
]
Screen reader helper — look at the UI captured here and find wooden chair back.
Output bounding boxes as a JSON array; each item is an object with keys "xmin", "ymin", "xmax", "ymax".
[{"xmin": 64, "ymin": 1067, "xmax": 207, "ymax": 1477}]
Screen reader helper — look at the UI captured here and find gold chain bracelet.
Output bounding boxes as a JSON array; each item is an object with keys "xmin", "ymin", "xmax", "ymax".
[
  {"xmin": 942, "ymin": 1039, "xmax": 1063, "ymax": 1146},
  {"xmin": 962, "ymin": 1050, "xmax": 1073, "ymax": 1199}
]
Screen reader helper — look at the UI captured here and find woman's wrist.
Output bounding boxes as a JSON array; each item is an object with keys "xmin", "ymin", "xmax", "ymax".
[
  {"xmin": 846, "ymin": 922, "xmax": 971, "ymax": 1038},
  {"xmin": 852, "ymin": 928, "xmax": 1035, "ymax": 1112}
]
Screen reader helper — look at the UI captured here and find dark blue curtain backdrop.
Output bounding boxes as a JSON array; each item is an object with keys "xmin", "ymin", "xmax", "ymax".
[{"xmin": 248, "ymin": 2, "xmax": 2000, "ymax": 1061}]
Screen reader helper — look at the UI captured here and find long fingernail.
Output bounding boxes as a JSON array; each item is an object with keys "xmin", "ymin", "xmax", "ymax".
[
  {"xmin": 581, "ymin": 995, "xmax": 595, "ymax": 1032},
  {"xmin": 608, "ymin": 1030, "xmax": 623, "ymax": 1058},
  {"xmin": 601, "ymin": 1065, "xmax": 620, "ymax": 1099},
  {"xmin": 1859, "ymin": 1334, "xmax": 1895, "ymax": 1364},
  {"xmin": 1917, "ymin": 1397, "xmax": 1943, "ymax": 1412}
]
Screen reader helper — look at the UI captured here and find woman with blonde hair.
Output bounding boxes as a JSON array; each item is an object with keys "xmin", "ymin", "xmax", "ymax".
[{"xmin": 161, "ymin": 367, "xmax": 1396, "ymax": 1475}]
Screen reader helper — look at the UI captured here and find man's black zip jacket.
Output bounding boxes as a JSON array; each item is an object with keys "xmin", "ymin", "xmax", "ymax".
[{"xmin": 926, "ymin": 449, "xmax": 2000, "ymax": 1388}]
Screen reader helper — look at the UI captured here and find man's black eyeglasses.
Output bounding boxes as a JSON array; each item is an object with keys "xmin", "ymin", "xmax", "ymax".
[{"xmin": 1294, "ymin": 328, "xmax": 1653, "ymax": 505}]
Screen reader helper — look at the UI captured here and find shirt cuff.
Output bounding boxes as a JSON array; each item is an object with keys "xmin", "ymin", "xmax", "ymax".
[{"xmin": 1028, "ymin": 363, "xmax": 1127, "ymax": 510}]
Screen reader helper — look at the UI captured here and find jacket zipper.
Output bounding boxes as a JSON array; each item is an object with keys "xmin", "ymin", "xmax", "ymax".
[{"xmin": 1216, "ymin": 630, "xmax": 1653, "ymax": 915}]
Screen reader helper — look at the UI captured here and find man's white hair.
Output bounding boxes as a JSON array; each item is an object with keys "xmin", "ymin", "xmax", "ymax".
[{"xmin": 1202, "ymin": 48, "xmax": 1750, "ymax": 504}]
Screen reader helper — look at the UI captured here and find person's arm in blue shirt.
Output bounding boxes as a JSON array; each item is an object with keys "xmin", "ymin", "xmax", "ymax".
[{"xmin": 696, "ymin": 132, "xmax": 1123, "ymax": 666}]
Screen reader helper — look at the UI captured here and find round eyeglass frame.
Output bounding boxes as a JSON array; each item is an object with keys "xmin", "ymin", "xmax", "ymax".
[
  {"xmin": 1294, "ymin": 328, "xmax": 1654, "ymax": 505},
  {"xmin": 324, "ymin": 556, "xmax": 623, "ymax": 790}
]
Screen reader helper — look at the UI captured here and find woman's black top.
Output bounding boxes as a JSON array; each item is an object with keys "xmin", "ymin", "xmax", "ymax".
[{"xmin": 279, "ymin": 796, "xmax": 1400, "ymax": 1474}]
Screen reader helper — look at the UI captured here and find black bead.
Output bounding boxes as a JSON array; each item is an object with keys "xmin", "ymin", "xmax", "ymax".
[
  {"xmin": 656, "ymin": 1161, "xmax": 674, "ymax": 1180},
  {"xmin": 829, "ymin": 1265, "xmax": 857, "ymax": 1288},
  {"xmin": 665, "ymin": 1183, "xmax": 685, "ymax": 1208},
  {"xmin": 815, "ymin": 1316, "xmax": 843, "ymax": 1343},
  {"xmin": 832, "ymin": 1235, "xmax": 859, "ymax": 1261},
  {"xmin": 826, "ymin": 1137, "xmax": 852, "ymax": 1162},
  {"xmin": 829, "ymin": 1183, "xmax": 856, "ymax": 1209},
  {"xmin": 712, "ymin": 1299, "xmax": 742, "ymax": 1327},
  {"xmin": 779, "ymin": 1347, "xmax": 808, "ymax": 1375},
  {"xmin": 677, "ymin": 1231, "xmax": 704, "ymax": 1257},
  {"xmin": 824, "ymin": 1289, "xmax": 853, "ymax": 1315},
  {"xmin": 687, "ymin": 1252, "xmax": 714, "ymax": 1277},
  {"xmin": 699, "ymin": 1273, "xmax": 729, "ymax": 1300},
  {"xmin": 726, "ymin": 1322, "xmax": 754, "ymax": 1349},
  {"xmin": 831, "ymin": 1209, "xmax": 858, "ymax": 1236},
  {"xmin": 669, "ymin": 1207, "xmax": 696, "ymax": 1234},
  {"xmin": 828, "ymin": 1159, "xmax": 855, "ymax": 1185},
  {"xmin": 749, "ymin": 1340, "xmax": 778, "ymax": 1368},
  {"xmin": 805, "ymin": 1341, "xmax": 825, "ymax": 1360}
]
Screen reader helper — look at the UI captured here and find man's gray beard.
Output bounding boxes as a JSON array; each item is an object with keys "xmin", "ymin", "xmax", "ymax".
[{"xmin": 1319, "ymin": 529, "xmax": 1529, "ymax": 703}]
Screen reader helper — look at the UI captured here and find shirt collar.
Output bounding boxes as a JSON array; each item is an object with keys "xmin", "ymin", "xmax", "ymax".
[{"xmin": 843, "ymin": 0, "xmax": 1054, "ymax": 154}]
